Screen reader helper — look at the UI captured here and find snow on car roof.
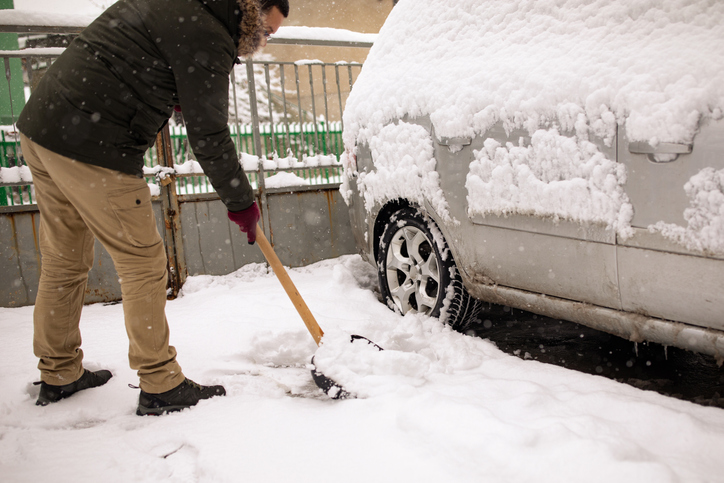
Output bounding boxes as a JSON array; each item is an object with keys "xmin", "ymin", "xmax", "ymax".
[{"xmin": 343, "ymin": 0, "xmax": 724, "ymax": 146}]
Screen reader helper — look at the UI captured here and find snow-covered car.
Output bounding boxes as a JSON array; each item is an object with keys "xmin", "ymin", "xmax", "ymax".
[{"xmin": 340, "ymin": 0, "xmax": 724, "ymax": 357}]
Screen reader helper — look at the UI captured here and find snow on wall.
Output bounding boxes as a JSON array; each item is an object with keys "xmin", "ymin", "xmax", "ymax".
[
  {"xmin": 273, "ymin": 26, "xmax": 376, "ymax": 45},
  {"xmin": 342, "ymin": 0, "xmax": 724, "ymax": 241},
  {"xmin": 0, "ymin": 10, "xmax": 95, "ymax": 27},
  {"xmin": 650, "ymin": 167, "xmax": 724, "ymax": 254}
]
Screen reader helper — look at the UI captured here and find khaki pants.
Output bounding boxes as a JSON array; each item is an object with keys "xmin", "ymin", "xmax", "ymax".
[{"xmin": 21, "ymin": 135, "xmax": 184, "ymax": 393}]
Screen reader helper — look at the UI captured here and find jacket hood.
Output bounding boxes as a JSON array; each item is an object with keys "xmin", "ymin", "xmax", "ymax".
[{"xmin": 200, "ymin": 0, "xmax": 263, "ymax": 57}]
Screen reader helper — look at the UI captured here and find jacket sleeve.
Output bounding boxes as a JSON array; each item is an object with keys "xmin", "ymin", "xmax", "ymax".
[{"xmin": 156, "ymin": 14, "xmax": 254, "ymax": 212}]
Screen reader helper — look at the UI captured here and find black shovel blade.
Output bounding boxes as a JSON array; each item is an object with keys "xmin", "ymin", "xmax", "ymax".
[{"xmin": 311, "ymin": 335, "xmax": 383, "ymax": 399}]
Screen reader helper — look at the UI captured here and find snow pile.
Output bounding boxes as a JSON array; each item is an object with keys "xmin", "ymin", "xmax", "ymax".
[
  {"xmin": 273, "ymin": 26, "xmax": 376, "ymax": 45},
  {"xmin": 264, "ymin": 171, "xmax": 310, "ymax": 188},
  {"xmin": 269, "ymin": 152, "xmax": 340, "ymax": 170},
  {"xmin": 342, "ymin": 0, "xmax": 724, "ymax": 236},
  {"xmin": 303, "ymin": 154, "xmax": 339, "ymax": 168},
  {"xmin": 241, "ymin": 152, "xmax": 340, "ymax": 172},
  {"xmin": 241, "ymin": 152, "xmax": 261, "ymax": 172},
  {"xmin": 355, "ymin": 121, "xmax": 450, "ymax": 220},
  {"xmin": 0, "ymin": 9, "xmax": 96, "ymax": 27},
  {"xmin": 651, "ymin": 167, "xmax": 724, "ymax": 254},
  {"xmin": 2, "ymin": 255, "xmax": 724, "ymax": 481},
  {"xmin": 140, "ymin": 153, "xmax": 341, "ymax": 196},
  {"xmin": 172, "ymin": 160, "xmax": 203, "ymax": 175},
  {"xmin": 0, "ymin": 46, "xmax": 64, "ymax": 57},
  {"xmin": 0, "ymin": 165, "xmax": 32, "ymax": 184},
  {"xmin": 229, "ymin": 53, "xmax": 284, "ymax": 125},
  {"xmin": 142, "ymin": 165, "xmax": 175, "ymax": 183},
  {"xmin": 466, "ymin": 128, "xmax": 633, "ymax": 234},
  {"xmin": 294, "ymin": 59, "xmax": 324, "ymax": 66},
  {"xmin": 313, "ymin": 314, "xmax": 481, "ymax": 398},
  {"xmin": 0, "ymin": 10, "xmax": 376, "ymax": 44},
  {"xmin": 275, "ymin": 152, "xmax": 306, "ymax": 170}
]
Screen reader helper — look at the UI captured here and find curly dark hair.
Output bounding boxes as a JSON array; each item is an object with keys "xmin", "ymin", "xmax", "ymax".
[{"xmin": 261, "ymin": 0, "xmax": 289, "ymax": 17}]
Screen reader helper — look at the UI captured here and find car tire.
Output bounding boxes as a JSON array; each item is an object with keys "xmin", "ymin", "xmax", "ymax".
[{"xmin": 377, "ymin": 207, "xmax": 483, "ymax": 331}]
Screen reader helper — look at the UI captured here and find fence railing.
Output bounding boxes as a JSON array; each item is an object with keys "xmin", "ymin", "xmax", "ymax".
[
  {"xmin": 0, "ymin": 129, "xmax": 31, "ymax": 206},
  {"xmin": 138, "ymin": 121, "xmax": 346, "ymax": 195},
  {"xmin": 0, "ymin": 21, "xmax": 369, "ymax": 209},
  {"xmin": 0, "ymin": 16, "xmax": 372, "ymax": 301}
]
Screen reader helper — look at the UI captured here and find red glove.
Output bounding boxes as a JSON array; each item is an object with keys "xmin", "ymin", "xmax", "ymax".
[{"xmin": 228, "ymin": 202, "xmax": 260, "ymax": 244}]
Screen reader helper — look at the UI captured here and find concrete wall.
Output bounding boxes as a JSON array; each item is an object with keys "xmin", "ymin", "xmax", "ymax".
[{"xmin": 0, "ymin": 188, "xmax": 356, "ymax": 307}]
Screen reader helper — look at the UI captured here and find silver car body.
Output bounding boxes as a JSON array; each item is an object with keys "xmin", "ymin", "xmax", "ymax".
[
  {"xmin": 346, "ymin": 116, "xmax": 724, "ymax": 358},
  {"xmin": 342, "ymin": 1, "xmax": 724, "ymax": 359}
]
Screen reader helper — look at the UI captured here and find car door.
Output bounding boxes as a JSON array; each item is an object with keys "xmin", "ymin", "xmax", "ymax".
[
  {"xmin": 433, "ymin": 122, "xmax": 622, "ymax": 311},
  {"xmin": 617, "ymin": 118, "xmax": 724, "ymax": 330}
]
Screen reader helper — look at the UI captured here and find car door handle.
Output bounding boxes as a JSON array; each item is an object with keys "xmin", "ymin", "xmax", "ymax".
[
  {"xmin": 629, "ymin": 141, "xmax": 692, "ymax": 163},
  {"xmin": 628, "ymin": 141, "xmax": 692, "ymax": 155},
  {"xmin": 438, "ymin": 137, "xmax": 472, "ymax": 146}
]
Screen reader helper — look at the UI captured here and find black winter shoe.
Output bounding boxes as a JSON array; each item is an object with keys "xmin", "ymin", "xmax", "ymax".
[
  {"xmin": 36, "ymin": 369, "xmax": 113, "ymax": 406},
  {"xmin": 136, "ymin": 378, "xmax": 226, "ymax": 416}
]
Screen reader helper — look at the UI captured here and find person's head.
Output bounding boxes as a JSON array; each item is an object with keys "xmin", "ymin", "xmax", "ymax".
[
  {"xmin": 259, "ymin": 0, "xmax": 289, "ymax": 47},
  {"xmin": 237, "ymin": 0, "xmax": 289, "ymax": 56},
  {"xmin": 260, "ymin": 0, "xmax": 289, "ymax": 18}
]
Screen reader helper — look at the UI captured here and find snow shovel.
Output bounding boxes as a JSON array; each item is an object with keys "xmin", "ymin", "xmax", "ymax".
[{"xmin": 255, "ymin": 224, "xmax": 382, "ymax": 399}]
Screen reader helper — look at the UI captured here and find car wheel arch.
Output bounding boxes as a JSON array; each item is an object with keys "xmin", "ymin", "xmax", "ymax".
[
  {"xmin": 372, "ymin": 198, "xmax": 471, "ymax": 281},
  {"xmin": 373, "ymin": 201, "xmax": 484, "ymax": 329}
]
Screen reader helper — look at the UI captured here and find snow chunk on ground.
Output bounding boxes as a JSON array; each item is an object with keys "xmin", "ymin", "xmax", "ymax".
[{"xmin": 1, "ymin": 255, "xmax": 724, "ymax": 481}]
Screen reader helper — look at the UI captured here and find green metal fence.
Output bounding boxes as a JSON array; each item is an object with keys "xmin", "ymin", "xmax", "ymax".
[
  {"xmin": 144, "ymin": 121, "xmax": 344, "ymax": 166},
  {"xmin": 0, "ymin": 129, "xmax": 33, "ymax": 206},
  {"xmin": 2, "ymin": 119, "xmax": 346, "ymax": 206},
  {"xmin": 140, "ymin": 120, "xmax": 345, "ymax": 196},
  {"xmin": 0, "ymin": 41, "xmax": 363, "ymax": 208}
]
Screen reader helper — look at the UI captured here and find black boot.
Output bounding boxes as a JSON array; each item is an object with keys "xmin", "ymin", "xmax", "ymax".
[
  {"xmin": 137, "ymin": 378, "xmax": 226, "ymax": 416},
  {"xmin": 36, "ymin": 369, "xmax": 113, "ymax": 406}
]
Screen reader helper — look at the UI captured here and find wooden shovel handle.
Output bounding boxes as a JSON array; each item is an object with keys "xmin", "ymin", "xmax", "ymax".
[{"xmin": 255, "ymin": 224, "xmax": 324, "ymax": 346}]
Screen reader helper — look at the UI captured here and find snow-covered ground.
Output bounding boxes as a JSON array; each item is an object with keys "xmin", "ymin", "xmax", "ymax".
[
  {"xmin": 2, "ymin": 1, "xmax": 724, "ymax": 480},
  {"xmin": 1, "ymin": 255, "xmax": 723, "ymax": 482}
]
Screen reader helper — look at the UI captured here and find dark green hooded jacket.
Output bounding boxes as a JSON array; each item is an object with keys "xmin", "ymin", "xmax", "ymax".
[{"xmin": 17, "ymin": 0, "xmax": 263, "ymax": 211}]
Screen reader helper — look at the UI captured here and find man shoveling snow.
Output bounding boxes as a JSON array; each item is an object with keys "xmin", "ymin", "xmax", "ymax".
[{"xmin": 16, "ymin": 0, "xmax": 288, "ymax": 415}]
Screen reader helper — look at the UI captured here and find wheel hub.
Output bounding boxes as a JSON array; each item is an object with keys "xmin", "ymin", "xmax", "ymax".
[{"xmin": 385, "ymin": 225, "xmax": 441, "ymax": 315}]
